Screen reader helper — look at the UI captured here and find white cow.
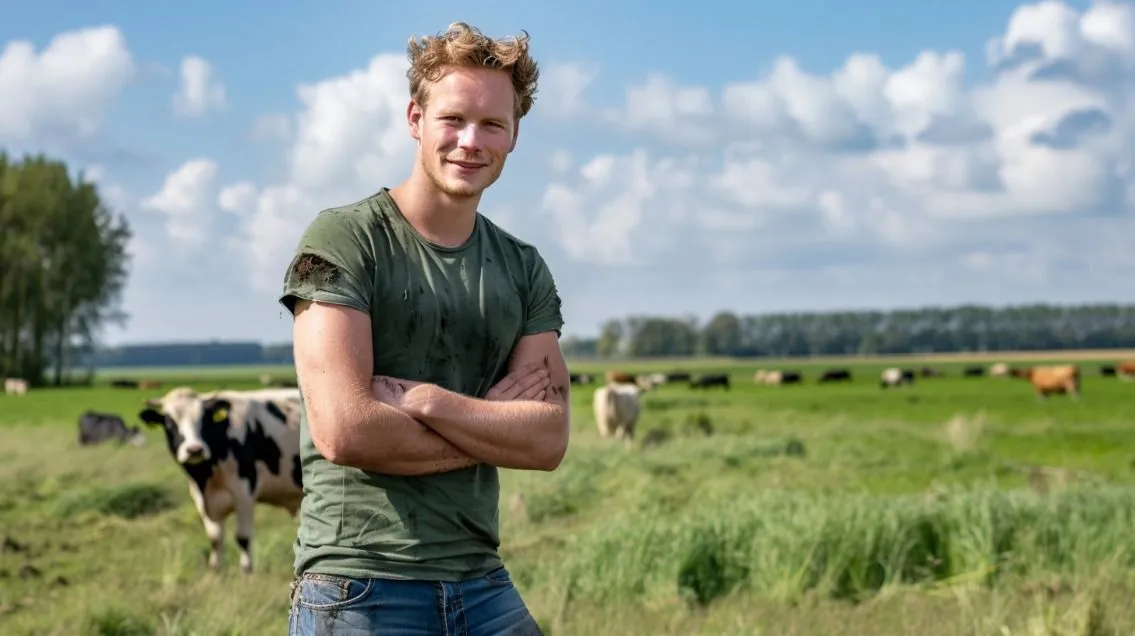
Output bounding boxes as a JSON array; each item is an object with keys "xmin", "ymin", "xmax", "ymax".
[
  {"xmin": 593, "ymin": 384, "xmax": 642, "ymax": 441},
  {"xmin": 138, "ymin": 386, "xmax": 304, "ymax": 574},
  {"xmin": 879, "ymin": 367, "xmax": 914, "ymax": 388},
  {"xmin": 4, "ymin": 378, "xmax": 28, "ymax": 395}
]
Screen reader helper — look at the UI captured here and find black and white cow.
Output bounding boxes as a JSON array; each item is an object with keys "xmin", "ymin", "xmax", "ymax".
[
  {"xmin": 78, "ymin": 410, "xmax": 145, "ymax": 446},
  {"xmin": 138, "ymin": 386, "xmax": 304, "ymax": 574}
]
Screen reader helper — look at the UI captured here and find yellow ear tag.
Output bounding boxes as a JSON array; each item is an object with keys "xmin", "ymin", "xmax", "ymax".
[{"xmin": 213, "ymin": 408, "xmax": 228, "ymax": 423}]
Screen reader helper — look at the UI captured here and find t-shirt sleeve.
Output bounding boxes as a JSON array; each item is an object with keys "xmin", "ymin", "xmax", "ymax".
[
  {"xmin": 523, "ymin": 250, "xmax": 565, "ymax": 338},
  {"xmin": 278, "ymin": 209, "xmax": 375, "ymax": 316}
]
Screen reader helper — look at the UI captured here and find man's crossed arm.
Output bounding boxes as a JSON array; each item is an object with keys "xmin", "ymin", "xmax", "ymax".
[{"xmin": 292, "ymin": 298, "xmax": 571, "ymax": 477}]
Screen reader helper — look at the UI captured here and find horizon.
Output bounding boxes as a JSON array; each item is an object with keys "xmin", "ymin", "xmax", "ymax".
[{"xmin": 4, "ymin": 0, "xmax": 1132, "ymax": 347}]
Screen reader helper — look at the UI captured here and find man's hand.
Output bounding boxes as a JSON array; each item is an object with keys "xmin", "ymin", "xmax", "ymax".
[
  {"xmin": 485, "ymin": 363, "xmax": 550, "ymax": 402},
  {"xmin": 371, "ymin": 375, "xmax": 427, "ymax": 409}
]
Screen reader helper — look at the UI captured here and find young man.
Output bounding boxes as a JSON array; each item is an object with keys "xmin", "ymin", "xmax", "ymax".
[{"xmin": 280, "ymin": 22, "xmax": 569, "ymax": 636}]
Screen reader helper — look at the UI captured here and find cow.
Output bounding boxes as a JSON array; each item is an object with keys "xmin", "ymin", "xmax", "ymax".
[
  {"xmin": 963, "ymin": 366, "xmax": 985, "ymax": 377},
  {"xmin": 110, "ymin": 379, "xmax": 140, "ymax": 389},
  {"xmin": 690, "ymin": 374, "xmax": 730, "ymax": 390},
  {"xmin": 989, "ymin": 363, "xmax": 1010, "ymax": 378},
  {"xmin": 665, "ymin": 372, "xmax": 692, "ymax": 383},
  {"xmin": 1009, "ymin": 365, "xmax": 1081, "ymax": 400},
  {"xmin": 919, "ymin": 367, "xmax": 943, "ymax": 378},
  {"xmin": 78, "ymin": 411, "xmax": 145, "ymax": 446},
  {"xmin": 593, "ymin": 384, "xmax": 642, "ymax": 441},
  {"xmin": 569, "ymin": 373, "xmax": 593, "ymax": 385},
  {"xmin": 818, "ymin": 369, "xmax": 852, "ymax": 383},
  {"xmin": 605, "ymin": 370, "xmax": 637, "ymax": 385},
  {"xmin": 1117, "ymin": 361, "xmax": 1135, "ymax": 381},
  {"xmin": 879, "ymin": 367, "xmax": 915, "ymax": 388},
  {"xmin": 754, "ymin": 370, "xmax": 802, "ymax": 386},
  {"xmin": 139, "ymin": 380, "xmax": 163, "ymax": 390},
  {"xmin": 1099, "ymin": 365, "xmax": 1116, "ymax": 377},
  {"xmin": 4, "ymin": 378, "xmax": 28, "ymax": 395},
  {"xmin": 138, "ymin": 386, "xmax": 304, "ymax": 574}
]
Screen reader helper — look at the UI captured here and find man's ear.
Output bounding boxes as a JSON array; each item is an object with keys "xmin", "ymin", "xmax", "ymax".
[{"xmin": 408, "ymin": 100, "xmax": 424, "ymax": 143}]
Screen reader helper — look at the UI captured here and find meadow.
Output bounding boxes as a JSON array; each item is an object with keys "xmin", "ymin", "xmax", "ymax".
[{"xmin": 2, "ymin": 351, "xmax": 1135, "ymax": 635}]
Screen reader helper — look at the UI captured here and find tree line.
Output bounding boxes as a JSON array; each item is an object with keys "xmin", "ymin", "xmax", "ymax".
[
  {"xmin": 0, "ymin": 153, "xmax": 131, "ymax": 386},
  {"xmin": 560, "ymin": 304, "xmax": 1135, "ymax": 359}
]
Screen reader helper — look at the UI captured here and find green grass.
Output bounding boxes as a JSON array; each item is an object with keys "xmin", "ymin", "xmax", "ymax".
[{"xmin": 2, "ymin": 353, "xmax": 1134, "ymax": 634}]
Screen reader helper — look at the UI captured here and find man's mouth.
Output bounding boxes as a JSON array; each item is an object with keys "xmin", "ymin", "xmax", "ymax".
[{"xmin": 448, "ymin": 159, "xmax": 486, "ymax": 169}]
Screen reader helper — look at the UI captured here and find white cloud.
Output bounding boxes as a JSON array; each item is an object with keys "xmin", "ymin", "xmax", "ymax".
[
  {"xmin": 172, "ymin": 55, "xmax": 226, "ymax": 118},
  {"xmin": 0, "ymin": 25, "xmax": 134, "ymax": 141},
  {"xmin": 140, "ymin": 159, "xmax": 221, "ymax": 250}
]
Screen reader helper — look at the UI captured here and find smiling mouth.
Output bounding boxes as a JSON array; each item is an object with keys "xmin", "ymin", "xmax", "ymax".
[{"xmin": 448, "ymin": 160, "xmax": 486, "ymax": 169}]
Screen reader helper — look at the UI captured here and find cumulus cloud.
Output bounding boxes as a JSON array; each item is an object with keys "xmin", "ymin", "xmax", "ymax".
[
  {"xmin": 172, "ymin": 56, "xmax": 226, "ymax": 118},
  {"xmin": 541, "ymin": 0, "xmax": 1135, "ymax": 284},
  {"xmin": 0, "ymin": 25, "xmax": 134, "ymax": 142},
  {"xmin": 140, "ymin": 159, "xmax": 222, "ymax": 250}
]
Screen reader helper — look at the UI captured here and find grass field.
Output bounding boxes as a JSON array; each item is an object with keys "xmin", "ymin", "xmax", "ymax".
[{"xmin": 3, "ymin": 352, "xmax": 1135, "ymax": 635}]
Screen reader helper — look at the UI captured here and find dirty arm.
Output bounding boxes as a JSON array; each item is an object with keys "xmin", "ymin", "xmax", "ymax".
[
  {"xmin": 292, "ymin": 298, "xmax": 480, "ymax": 476},
  {"xmin": 399, "ymin": 332, "xmax": 571, "ymax": 471}
]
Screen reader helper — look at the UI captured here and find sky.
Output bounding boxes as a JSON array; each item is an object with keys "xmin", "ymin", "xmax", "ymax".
[{"xmin": 2, "ymin": 0, "xmax": 1132, "ymax": 346}]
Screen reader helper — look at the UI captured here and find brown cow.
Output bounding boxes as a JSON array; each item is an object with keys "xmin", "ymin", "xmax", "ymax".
[
  {"xmin": 605, "ymin": 370, "xmax": 636, "ymax": 385},
  {"xmin": 1010, "ymin": 364, "xmax": 1081, "ymax": 400},
  {"xmin": 1117, "ymin": 361, "xmax": 1135, "ymax": 381}
]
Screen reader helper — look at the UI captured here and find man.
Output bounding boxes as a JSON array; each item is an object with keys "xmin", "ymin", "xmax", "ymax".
[{"xmin": 280, "ymin": 22, "xmax": 569, "ymax": 636}]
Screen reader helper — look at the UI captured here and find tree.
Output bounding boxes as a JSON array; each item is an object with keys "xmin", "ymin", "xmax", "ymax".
[{"xmin": 0, "ymin": 152, "xmax": 132, "ymax": 386}]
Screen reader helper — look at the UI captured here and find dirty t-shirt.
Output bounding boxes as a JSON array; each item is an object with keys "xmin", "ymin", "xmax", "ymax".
[{"xmin": 278, "ymin": 187, "xmax": 564, "ymax": 581}]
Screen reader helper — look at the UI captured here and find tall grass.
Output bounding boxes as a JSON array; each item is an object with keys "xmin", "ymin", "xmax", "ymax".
[{"xmin": 539, "ymin": 485, "xmax": 1135, "ymax": 608}]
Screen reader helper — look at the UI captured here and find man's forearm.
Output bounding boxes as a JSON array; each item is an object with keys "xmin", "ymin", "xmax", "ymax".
[
  {"xmin": 326, "ymin": 399, "xmax": 480, "ymax": 476},
  {"xmin": 403, "ymin": 387, "xmax": 569, "ymax": 471}
]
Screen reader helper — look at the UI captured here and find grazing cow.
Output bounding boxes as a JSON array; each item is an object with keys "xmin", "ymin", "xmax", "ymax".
[
  {"xmin": 1099, "ymin": 365, "xmax": 1116, "ymax": 377},
  {"xmin": 754, "ymin": 370, "xmax": 802, "ymax": 386},
  {"xmin": 569, "ymin": 373, "xmax": 593, "ymax": 385},
  {"xmin": 78, "ymin": 411, "xmax": 145, "ymax": 446},
  {"xmin": 4, "ymin": 378, "xmax": 28, "ymax": 395},
  {"xmin": 666, "ymin": 372, "xmax": 692, "ymax": 383},
  {"xmin": 879, "ymin": 367, "xmax": 915, "ymax": 388},
  {"xmin": 110, "ymin": 379, "xmax": 140, "ymax": 389},
  {"xmin": 989, "ymin": 363, "xmax": 1010, "ymax": 378},
  {"xmin": 139, "ymin": 380, "xmax": 163, "ymax": 390},
  {"xmin": 919, "ymin": 367, "xmax": 943, "ymax": 378},
  {"xmin": 593, "ymin": 384, "xmax": 642, "ymax": 441},
  {"xmin": 690, "ymin": 374, "xmax": 730, "ymax": 390},
  {"xmin": 605, "ymin": 370, "xmax": 637, "ymax": 385},
  {"xmin": 1117, "ymin": 361, "xmax": 1135, "ymax": 381},
  {"xmin": 138, "ymin": 387, "xmax": 304, "ymax": 574},
  {"xmin": 1009, "ymin": 365, "xmax": 1081, "ymax": 400},
  {"xmin": 818, "ymin": 369, "xmax": 852, "ymax": 383},
  {"xmin": 963, "ymin": 366, "xmax": 985, "ymax": 377}
]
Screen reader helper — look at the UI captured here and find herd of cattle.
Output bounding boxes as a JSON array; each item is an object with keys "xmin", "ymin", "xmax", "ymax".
[
  {"xmin": 584, "ymin": 360, "xmax": 1135, "ymax": 444},
  {"xmin": 0, "ymin": 358, "xmax": 1132, "ymax": 574}
]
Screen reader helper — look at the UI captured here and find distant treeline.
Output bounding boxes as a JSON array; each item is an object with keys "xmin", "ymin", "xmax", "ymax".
[
  {"xmin": 561, "ymin": 303, "xmax": 1135, "ymax": 359},
  {"xmin": 83, "ymin": 303, "xmax": 1135, "ymax": 369},
  {"xmin": 89, "ymin": 342, "xmax": 294, "ymax": 368}
]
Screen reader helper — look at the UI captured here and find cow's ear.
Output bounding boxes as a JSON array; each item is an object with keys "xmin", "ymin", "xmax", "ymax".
[
  {"xmin": 139, "ymin": 408, "xmax": 165, "ymax": 427},
  {"xmin": 204, "ymin": 399, "xmax": 231, "ymax": 424}
]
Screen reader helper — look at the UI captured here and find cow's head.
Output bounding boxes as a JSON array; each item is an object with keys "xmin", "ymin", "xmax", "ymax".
[{"xmin": 138, "ymin": 389, "xmax": 233, "ymax": 465}]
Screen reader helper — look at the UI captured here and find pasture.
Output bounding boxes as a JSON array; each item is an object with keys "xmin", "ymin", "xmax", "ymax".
[{"xmin": 3, "ymin": 352, "xmax": 1135, "ymax": 635}]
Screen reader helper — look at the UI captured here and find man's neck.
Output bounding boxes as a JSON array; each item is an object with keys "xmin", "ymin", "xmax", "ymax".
[{"xmin": 389, "ymin": 174, "xmax": 480, "ymax": 248}]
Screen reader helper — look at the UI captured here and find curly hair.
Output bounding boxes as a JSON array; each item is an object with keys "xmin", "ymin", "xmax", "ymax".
[{"xmin": 406, "ymin": 22, "xmax": 540, "ymax": 121}]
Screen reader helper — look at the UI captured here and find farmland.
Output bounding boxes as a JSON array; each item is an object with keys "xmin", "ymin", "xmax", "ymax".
[{"xmin": 3, "ymin": 352, "xmax": 1135, "ymax": 635}]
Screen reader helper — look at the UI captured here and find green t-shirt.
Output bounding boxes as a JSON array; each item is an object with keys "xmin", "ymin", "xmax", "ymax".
[{"xmin": 278, "ymin": 188, "xmax": 564, "ymax": 581}]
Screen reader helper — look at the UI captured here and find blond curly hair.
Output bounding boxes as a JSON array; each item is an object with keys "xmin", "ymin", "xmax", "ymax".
[{"xmin": 406, "ymin": 22, "xmax": 539, "ymax": 121}]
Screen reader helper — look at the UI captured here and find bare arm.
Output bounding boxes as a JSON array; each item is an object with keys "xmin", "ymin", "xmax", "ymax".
[
  {"xmin": 398, "ymin": 331, "xmax": 571, "ymax": 471},
  {"xmin": 292, "ymin": 298, "xmax": 479, "ymax": 475}
]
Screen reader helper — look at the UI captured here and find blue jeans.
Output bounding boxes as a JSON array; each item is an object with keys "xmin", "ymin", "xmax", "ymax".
[{"xmin": 287, "ymin": 567, "xmax": 544, "ymax": 635}]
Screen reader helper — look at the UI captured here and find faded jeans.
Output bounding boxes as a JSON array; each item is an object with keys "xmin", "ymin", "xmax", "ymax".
[{"xmin": 288, "ymin": 567, "xmax": 544, "ymax": 636}]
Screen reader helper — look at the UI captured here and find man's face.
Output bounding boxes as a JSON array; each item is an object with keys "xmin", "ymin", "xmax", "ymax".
[{"xmin": 410, "ymin": 67, "xmax": 518, "ymax": 199}]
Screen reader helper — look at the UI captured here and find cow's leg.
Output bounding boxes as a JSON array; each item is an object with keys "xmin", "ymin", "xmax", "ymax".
[
  {"xmin": 188, "ymin": 484, "xmax": 224, "ymax": 569},
  {"xmin": 233, "ymin": 484, "xmax": 256, "ymax": 574}
]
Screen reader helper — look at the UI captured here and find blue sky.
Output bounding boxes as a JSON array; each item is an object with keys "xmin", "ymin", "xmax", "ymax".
[{"xmin": 1, "ymin": 0, "xmax": 1130, "ymax": 345}]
